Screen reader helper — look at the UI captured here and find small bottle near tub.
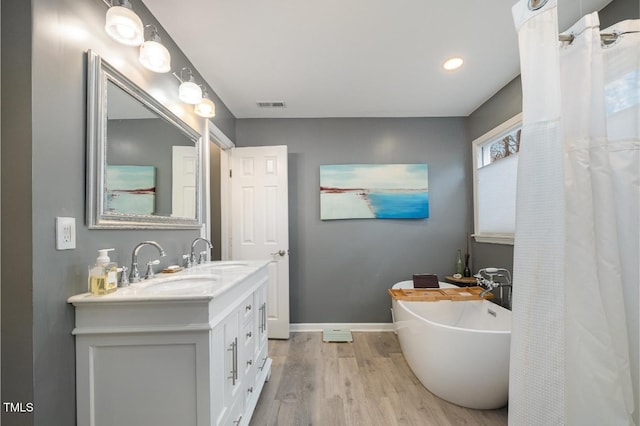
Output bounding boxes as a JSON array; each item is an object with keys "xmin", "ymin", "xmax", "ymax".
[{"xmin": 454, "ymin": 249, "xmax": 464, "ymax": 276}]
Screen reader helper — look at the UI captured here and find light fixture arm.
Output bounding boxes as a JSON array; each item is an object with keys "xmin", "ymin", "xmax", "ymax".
[
  {"xmin": 199, "ymin": 84, "xmax": 210, "ymax": 100},
  {"xmin": 178, "ymin": 67, "xmax": 196, "ymax": 83},
  {"xmin": 112, "ymin": 0, "xmax": 132, "ymax": 8},
  {"xmin": 144, "ymin": 24, "xmax": 162, "ymax": 43}
]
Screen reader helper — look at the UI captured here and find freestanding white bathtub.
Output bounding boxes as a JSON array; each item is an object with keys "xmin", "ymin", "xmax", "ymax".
[{"xmin": 391, "ymin": 281, "xmax": 511, "ymax": 409}]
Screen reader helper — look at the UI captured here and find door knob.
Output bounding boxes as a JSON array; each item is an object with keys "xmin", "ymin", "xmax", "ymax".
[{"xmin": 271, "ymin": 249, "xmax": 286, "ymax": 257}]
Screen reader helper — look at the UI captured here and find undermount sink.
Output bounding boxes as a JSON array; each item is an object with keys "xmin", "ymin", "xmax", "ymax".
[
  {"xmin": 199, "ymin": 261, "xmax": 249, "ymax": 270},
  {"xmin": 139, "ymin": 276, "xmax": 217, "ymax": 294}
]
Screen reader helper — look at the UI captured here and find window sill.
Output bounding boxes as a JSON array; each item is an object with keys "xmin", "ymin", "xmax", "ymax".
[{"xmin": 472, "ymin": 233, "xmax": 514, "ymax": 245}]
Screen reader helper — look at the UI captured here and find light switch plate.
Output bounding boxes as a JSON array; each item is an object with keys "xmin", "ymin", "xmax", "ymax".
[{"xmin": 56, "ymin": 217, "xmax": 76, "ymax": 250}]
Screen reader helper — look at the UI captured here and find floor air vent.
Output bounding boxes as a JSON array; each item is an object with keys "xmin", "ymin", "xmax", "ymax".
[{"xmin": 322, "ymin": 328, "xmax": 353, "ymax": 343}]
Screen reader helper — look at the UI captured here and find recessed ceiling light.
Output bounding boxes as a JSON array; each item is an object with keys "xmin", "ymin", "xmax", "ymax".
[{"xmin": 443, "ymin": 57, "xmax": 464, "ymax": 71}]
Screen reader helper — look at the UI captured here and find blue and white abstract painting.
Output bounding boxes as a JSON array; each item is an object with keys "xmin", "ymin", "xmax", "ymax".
[
  {"xmin": 106, "ymin": 165, "xmax": 156, "ymax": 215},
  {"xmin": 320, "ymin": 164, "xmax": 429, "ymax": 220}
]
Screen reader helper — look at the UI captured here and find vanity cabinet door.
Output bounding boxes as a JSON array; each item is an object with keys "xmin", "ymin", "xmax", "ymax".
[
  {"xmin": 210, "ymin": 324, "xmax": 226, "ymax": 425},
  {"xmin": 213, "ymin": 308, "xmax": 243, "ymax": 426}
]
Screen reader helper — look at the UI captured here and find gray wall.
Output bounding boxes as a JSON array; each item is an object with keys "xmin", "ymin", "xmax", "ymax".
[
  {"xmin": 1, "ymin": 1, "xmax": 34, "ymax": 424},
  {"xmin": 236, "ymin": 118, "xmax": 471, "ymax": 323},
  {"xmin": 1, "ymin": 0, "xmax": 235, "ymax": 424},
  {"xmin": 599, "ymin": 0, "xmax": 639, "ymax": 27},
  {"xmin": 210, "ymin": 143, "xmax": 223, "ymax": 260},
  {"xmin": 466, "ymin": 76, "xmax": 522, "ymax": 274}
]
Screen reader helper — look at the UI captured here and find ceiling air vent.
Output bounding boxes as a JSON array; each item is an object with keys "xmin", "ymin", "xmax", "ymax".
[{"xmin": 256, "ymin": 101, "xmax": 286, "ymax": 108}]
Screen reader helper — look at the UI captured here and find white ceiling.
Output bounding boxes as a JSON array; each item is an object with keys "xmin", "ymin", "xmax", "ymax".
[{"xmin": 142, "ymin": 0, "xmax": 612, "ymax": 118}]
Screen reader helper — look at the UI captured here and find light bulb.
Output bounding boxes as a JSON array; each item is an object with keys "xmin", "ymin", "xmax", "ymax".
[
  {"xmin": 195, "ymin": 98, "xmax": 216, "ymax": 118},
  {"xmin": 105, "ymin": 3, "xmax": 144, "ymax": 46},
  {"xmin": 179, "ymin": 81, "xmax": 202, "ymax": 104},
  {"xmin": 139, "ymin": 39, "xmax": 171, "ymax": 73},
  {"xmin": 442, "ymin": 57, "xmax": 464, "ymax": 71}
]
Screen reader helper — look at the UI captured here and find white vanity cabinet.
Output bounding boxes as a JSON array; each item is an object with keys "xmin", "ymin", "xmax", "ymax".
[{"xmin": 69, "ymin": 261, "xmax": 272, "ymax": 426}]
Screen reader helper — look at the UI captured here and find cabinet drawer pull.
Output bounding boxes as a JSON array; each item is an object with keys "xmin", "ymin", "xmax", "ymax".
[
  {"xmin": 246, "ymin": 331, "xmax": 252, "ymax": 338},
  {"xmin": 258, "ymin": 356, "xmax": 268, "ymax": 371},
  {"xmin": 258, "ymin": 302, "xmax": 267, "ymax": 333},
  {"xmin": 227, "ymin": 338, "xmax": 238, "ymax": 385}
]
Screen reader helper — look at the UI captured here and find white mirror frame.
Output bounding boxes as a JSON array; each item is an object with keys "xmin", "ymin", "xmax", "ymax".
[{"xmin": 86, "ymin": 50, "xmax": 203, "ymax": 229}]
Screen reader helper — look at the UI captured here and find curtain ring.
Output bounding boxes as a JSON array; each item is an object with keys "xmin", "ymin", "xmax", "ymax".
[{"xmin": 528, "ymin": 0, "xmax": 549, "ymax": 11}]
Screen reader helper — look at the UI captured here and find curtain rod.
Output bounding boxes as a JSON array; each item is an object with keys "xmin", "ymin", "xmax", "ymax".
[{"xmin": 559, "ymin": 30, "xmax": 639, "ymax": 44}]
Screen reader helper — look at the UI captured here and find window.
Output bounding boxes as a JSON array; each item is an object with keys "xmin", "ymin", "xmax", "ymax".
[{"xmin": 472, "ymin": 113, "xmax": 522, "ymax": 245}]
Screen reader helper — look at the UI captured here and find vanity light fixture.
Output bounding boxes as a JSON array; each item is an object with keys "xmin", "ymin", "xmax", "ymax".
[
  {"xmin": 194, "ymin": 86, "xmax": 216, "ymax": 118},
  {"xmin": 177, "ymin": 68, "xmax": 203, "ymax": 104},
  {"xmin": 442, "ymin": 56, "xmax": 464, "ymax": 71},
  {"xmin": 139, "ymin": 25, "xmax": 171, "ymax": 73},
  {"xmin": 105, "ymin": 0, "xmax": 144, "ymax": 46}
]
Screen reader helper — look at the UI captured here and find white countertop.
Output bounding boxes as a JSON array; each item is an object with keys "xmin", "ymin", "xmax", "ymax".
[{"xmin": 68, "ymin": 260, "xmax": 270, "ymax": 304}]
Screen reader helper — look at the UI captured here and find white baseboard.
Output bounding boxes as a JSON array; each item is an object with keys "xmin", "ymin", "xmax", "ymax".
[{"xmin": 290, "ymin": 323, "xmax": 395, "ymax": 332}]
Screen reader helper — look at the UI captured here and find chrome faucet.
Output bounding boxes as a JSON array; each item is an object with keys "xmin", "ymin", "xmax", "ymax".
[
  {"xmin": 475, "ymin": 267, "xmax": 513, "ymax": 309},
  {"xmin": 129, "ymin": 241, "xmax": 166, "ymax": 283},
  {"xmin": 190, "ymin": 237, "xmax": 212, "ymax": 265}
]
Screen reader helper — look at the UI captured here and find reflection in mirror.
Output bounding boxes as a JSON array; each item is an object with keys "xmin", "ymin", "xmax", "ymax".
[
  {"xmin": 86, "ymin": 50, "xmax": 203, "ymax": 229},
  {"xmin": 106, "ymin": 81, "xmax": 196, "ymax": 218}
]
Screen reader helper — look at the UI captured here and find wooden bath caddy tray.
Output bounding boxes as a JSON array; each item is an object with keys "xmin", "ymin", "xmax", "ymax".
[{"xmin": 388, "ymin": 286, "xmax": 492, "ymax": 302}]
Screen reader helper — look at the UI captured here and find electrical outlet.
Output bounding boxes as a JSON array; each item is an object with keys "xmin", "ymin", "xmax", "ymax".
[{"xmin": 56, "ymin": 217, "xmax": 76, "ymax": 250}]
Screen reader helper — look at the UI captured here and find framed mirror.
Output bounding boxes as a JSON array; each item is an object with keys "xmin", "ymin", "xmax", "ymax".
[{"xmin": 86, "ymin": 50, "xmax": 203, "ymax": 229}]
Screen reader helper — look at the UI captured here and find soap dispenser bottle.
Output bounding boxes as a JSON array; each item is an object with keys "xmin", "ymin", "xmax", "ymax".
[{"xmin": 89, "ymin": 248, "xmax": 118, "ymax": 295}]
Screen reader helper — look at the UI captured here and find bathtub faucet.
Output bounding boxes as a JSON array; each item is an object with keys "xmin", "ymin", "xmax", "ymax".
[{"xmin": 475, "ymin": 268, "xmax": 512, "ymax": 309}]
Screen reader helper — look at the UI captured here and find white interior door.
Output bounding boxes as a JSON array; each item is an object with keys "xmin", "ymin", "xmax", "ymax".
[
  {"xmin": 230, "ymin": 146, "xmax": 290, "ymax": 339},
  {"xmin": 172, "ymin": 145, "xmax": 197, "ymax": 218}
]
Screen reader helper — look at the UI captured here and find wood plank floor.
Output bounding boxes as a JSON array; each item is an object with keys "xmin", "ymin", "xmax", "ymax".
[{"xmin": 250, "ymin": 332, "xmax": 508, "ymax": 426}]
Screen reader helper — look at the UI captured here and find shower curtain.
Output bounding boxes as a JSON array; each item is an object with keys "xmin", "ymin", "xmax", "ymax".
[{"xmin": 511, "ymin": 1, "xmax": 639, "ymax": 425}]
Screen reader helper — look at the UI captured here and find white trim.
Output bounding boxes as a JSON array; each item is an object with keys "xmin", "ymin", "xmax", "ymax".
[
  {"xmin": 206, "ymin": 120, "xmax": 234, "ymax": 260},
  {"xmin": 472, "ymin": 112, "xmax": 523, "ymax": 150},
  {"xmin": 290, "ymin": 323, "xmax": 395, "ymax": 332},
  {"xmin": 208, "ymin": 120, "xmax": 235, "ymax": 150},
  {"xmin": 201, "ymin": 120, "xmax": 210, "ymax": 240},
  {"xmin": 472, "ymin": 233, "xmax": 515, "ymax": 245},
  {"xmin": 220, "ymin": 149, "xmax": 231, "ymax": 260}
]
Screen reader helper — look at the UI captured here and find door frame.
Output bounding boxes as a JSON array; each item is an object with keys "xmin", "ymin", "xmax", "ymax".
[{"xmin": 206, "ymin": 120, "xmax": 234, "ymax": 257}]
